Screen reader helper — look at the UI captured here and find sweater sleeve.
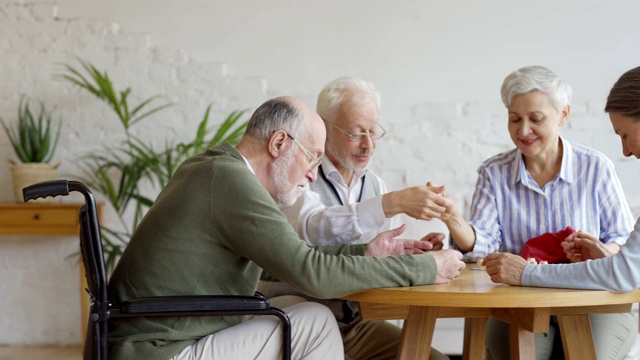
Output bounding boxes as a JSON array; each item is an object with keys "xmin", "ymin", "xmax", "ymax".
[
  {"xmin": 211, "ymin": 158, "xmax": 437, "ymax": 299},
  {"xmin": 522, "ymin": 217, "xmax": 640, "ymax": 293},
  {"xmin": 314, "ymin": 244, "xmax": 366, "ymax": 256}
]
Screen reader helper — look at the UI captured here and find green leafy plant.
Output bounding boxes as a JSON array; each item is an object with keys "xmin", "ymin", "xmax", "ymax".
[
  {"xmin": 1, "ymin": 98, "xmax": 61, "ymax": 164},
  {"xmin": 59, "ymin": 59, "xmax": 248, "ymax": 272},
  {"xmin": 59, "ymin": 58, "xmax": 172, "ymax": 131}
]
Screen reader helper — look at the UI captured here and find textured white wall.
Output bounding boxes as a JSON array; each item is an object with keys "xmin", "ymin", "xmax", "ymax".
[{"xmin": 1, "ymin": 0, "xmax": 640, "ymax": 347}]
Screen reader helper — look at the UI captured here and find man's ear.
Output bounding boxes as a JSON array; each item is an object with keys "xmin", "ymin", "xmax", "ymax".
[{"xmin": 267, "ymin": 130, "xmax": 289, "ymax": 158}]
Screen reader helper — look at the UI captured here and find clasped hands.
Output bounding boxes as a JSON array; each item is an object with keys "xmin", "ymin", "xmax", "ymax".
[
  {"xmin": 382, "ymin": 181, "xmax": 456, "ymax": 221},
  {"xmin": 483, "ymin": 230, "xmax": 615, "ymax": 286}
]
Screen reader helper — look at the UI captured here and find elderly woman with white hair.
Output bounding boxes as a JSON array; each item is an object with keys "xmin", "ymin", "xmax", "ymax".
[{"xmin": 441, "ymin": 66, "xmax": 637, "ymax": 359}]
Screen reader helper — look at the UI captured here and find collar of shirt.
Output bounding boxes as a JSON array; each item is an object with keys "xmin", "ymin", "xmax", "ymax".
[
  {"xmin": 511, "ymin": 136, "xmax": 575, "ymax": 189},
  {"xmin": 319, "ymin": 155, "xmax": 368, "ymax": 203},
  {"xmin": 240, "ymin": 154, "xmax": 256, "ymax": 175}
]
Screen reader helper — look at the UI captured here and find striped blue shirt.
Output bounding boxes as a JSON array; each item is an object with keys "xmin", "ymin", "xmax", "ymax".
[{"xmin": 459, "ymin": 137, "xmax": 634, "ymax": 257}]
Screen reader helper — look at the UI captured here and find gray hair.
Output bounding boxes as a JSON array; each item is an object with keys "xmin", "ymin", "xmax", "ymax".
[
  {"xmin": 244, "ymin": 98, "xmax": 305, "ymax": 141},
  {"xmin": 500, "ymin": 66, "xmax": 572, "ymax": 111},
  {"xmin": 316, "ymin": 77, "xmax": 381, "ymax": 122}
]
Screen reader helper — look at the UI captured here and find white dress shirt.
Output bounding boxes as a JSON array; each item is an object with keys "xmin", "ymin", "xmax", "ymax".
[{"xmin": 280, "ymin": 156, "xmax": 391, "ymax": 245}]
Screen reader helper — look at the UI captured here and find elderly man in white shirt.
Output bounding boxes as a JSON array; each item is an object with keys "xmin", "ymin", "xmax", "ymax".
[
  {"xmin": 259, "ymin": 77, "xmax": 455, "ymax": 360},
  {"xmin": 282, "ymin": 77, "xmax": 453, "ymax": 246}
]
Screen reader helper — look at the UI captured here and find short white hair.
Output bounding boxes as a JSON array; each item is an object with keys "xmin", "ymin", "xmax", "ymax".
[
  {"xmin": 316, "ymin": 77, "xmax": 381, "ymax": 122},
  {"xmin": 500, "ymin": 66, "xmax": 572, "ymax": 111}
]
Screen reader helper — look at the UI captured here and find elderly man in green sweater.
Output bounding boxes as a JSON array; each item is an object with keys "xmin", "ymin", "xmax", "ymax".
[{"xmin": 107, "ymin": 96, "xmax": 465, "ymax": 360}]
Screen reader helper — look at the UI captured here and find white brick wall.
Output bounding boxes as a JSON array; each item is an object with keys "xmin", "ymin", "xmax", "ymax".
[{"xmin": 1, "ymin": 0, "xmax": 640, "ymax": 347}]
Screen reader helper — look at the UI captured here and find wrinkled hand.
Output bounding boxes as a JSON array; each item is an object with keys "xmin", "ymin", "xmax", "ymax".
[
  {"xmin": 562, "ymin": 231, "xmax": 612, "ymax": 262},
  {"xmin": 430, "ymin": 249, "xmax": 465, "ymax": 284},
  {"xmin": 482, "ymin": 252, "xmax": 526, "ymax": 286},
  {"xmin": 365, "ymin": 225, "xmax": 437, "ymax": 257},
  {"xmin": 419, "ymin": 232, "xmax": 445, "ymax": 251},
  {"xmin": 383, "ymin": 183, "xmax": 455, "ymax": 221},
  {"xmin": 426, "ymin": 181, "xmax": 456, "ymax": 221}
]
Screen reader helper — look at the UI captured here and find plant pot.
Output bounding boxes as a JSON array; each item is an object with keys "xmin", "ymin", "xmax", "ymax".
[{"xmin": 9, "ymin": 161, "xmax": 61, "ymax": 203}]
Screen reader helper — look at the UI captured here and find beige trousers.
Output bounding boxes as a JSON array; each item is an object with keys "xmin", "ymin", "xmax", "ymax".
[
  {"xmin": 171, "ymin": 295, "xmax": 344, "ymax": 360},
  {"xmin": 258, "ymin": 280, "xmax": 450, "ymax": 360}
]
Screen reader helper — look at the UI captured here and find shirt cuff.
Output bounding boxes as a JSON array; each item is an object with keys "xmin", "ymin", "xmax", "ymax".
[
  {"xmin": 520, "ymin": 263, "xmax": 535, "ymax": 286},
  {"xmin": 355, "ymin": 196, "xmax": 387, "ymax": 231}
]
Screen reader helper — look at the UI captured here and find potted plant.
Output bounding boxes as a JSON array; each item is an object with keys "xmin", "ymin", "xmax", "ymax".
[
  {"xmin": 1, "ymin": 98, "xmax": 62, "ymax": 203},
  {"xmin": 59, "ymin": 59, "xmax": 248, "ymax": 272}
]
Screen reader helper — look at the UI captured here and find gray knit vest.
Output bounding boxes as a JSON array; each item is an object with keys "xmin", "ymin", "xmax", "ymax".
[{"xmin": 310, "ymin": 166, "xmax": 380, "ymax": 206}]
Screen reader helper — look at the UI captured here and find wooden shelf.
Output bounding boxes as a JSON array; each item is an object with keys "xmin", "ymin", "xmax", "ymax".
[
  {"xmin": 0, "ymin": 203, "xmax": 87, "ymax": 235},
  {"xmin": 0, "ymin": 202, "xmax": 103, "ymax": 347}
]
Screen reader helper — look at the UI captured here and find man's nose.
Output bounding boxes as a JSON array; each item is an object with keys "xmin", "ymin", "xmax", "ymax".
[
  {"xmin": 307, "ymin": 167, "xmax": 318, "ymax": 183},
  {"xmin": 359, "ymin": 134, "xmax": 374, "ymax": 147}
]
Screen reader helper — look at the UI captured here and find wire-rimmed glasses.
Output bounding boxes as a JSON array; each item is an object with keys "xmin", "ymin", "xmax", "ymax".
[
  {"xmin": 286, "ymin": 133, "xmax": 322, "ymax": 170},
  {"xmin": 324, "ymin": 120, "xmax": 386, "ymax": 142}
]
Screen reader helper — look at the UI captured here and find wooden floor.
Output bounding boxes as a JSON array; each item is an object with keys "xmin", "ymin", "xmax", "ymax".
[{"xmin": 0, "ymin": 346, "xmax": 81, "ymax": 360}]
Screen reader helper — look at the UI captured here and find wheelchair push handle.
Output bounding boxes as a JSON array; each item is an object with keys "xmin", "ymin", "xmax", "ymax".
[{"xmin": 23, "ymin": 180, "xmax": 70, "ymax": 202}]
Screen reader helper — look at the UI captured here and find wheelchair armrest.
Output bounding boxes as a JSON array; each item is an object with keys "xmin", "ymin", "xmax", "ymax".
[
  {"xmin": 120, "ymin": 295, "xmax": 271, "ymax": 314},
  {"xmin": 113, "ymin": 295, "xmax": 292, "ymax": 360}
]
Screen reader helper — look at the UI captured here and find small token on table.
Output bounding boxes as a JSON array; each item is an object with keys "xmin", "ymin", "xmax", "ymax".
[{"xmin": 527, "ymin": 257, "xmax": 537, "ymax": 264}]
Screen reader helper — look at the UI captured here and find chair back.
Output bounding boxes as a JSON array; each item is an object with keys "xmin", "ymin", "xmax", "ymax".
[{"xmin": 23, "ymin": 180, "xmax": 108, "ymax": 360}]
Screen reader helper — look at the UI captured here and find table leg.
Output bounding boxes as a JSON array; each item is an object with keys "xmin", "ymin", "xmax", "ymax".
[
  {"xmin": 463, "ymin": 317, "xmax": 487, "ymax": 360},
  {"xmin": 557, "ymin": 314, "xmax": 596, "ymax": 360},
  {"xmin": 509, "ymin": 324, "xmax": 535, "ymax": 360},
  {"xmin": 396, "ymin": 306, "xmax": 438, "ymax": 360}
]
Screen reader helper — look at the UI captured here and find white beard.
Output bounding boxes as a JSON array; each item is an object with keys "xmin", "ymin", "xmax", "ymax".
[
  {"xmin": 271, "ymin": 152, "xmax": 306, "ymax": 206},
  {"xmin": 326, "ymin": 135, "xmax": 372, "ymax": 173}
]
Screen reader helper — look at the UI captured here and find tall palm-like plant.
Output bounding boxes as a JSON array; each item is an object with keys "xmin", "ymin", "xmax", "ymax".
[
  {"xmin": 59, "ymin": 58, "xmax": 172, "ymax": 132},
  {"xmin": 59, "ymin": 59, "xmax": 248, "ymax": 272}
]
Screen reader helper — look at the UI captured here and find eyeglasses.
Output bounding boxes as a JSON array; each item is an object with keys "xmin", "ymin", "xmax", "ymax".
[
  {"xmin": 286, "ymin": 133, "xmax": 322, "ymax": 170},
  {"xmin": 325, "ymin": 120, "xmax": 387, "ymax": 142}
]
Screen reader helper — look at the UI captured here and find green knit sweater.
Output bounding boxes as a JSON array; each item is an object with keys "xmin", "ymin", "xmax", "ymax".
[{"xmin": 107, "ymin": 143, "xmax": 437, "ymax": 359}]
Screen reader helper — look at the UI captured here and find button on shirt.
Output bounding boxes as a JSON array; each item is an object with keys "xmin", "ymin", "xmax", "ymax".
[
  {"xmin": 457, "ymin": 137, "xmax": 634, "ymax": 258},
  {"xmin": 280, "ymin": 156, "xmax": 391, "ymax": 245}
]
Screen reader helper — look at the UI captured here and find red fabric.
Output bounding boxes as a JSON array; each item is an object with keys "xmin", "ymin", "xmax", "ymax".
[{"xmin": 519, "ymin": 226, "xmax": 576, "ymax": 264}]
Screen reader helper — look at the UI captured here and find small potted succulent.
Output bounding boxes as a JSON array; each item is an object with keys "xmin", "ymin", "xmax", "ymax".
[{"xmin": 1, "ymin": 98, "xmax": 61, "ymax": 202}]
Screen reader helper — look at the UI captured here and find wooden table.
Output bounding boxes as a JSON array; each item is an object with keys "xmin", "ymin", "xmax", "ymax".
[{"xmin": 343, "ymin": 263, "xmax": 640, "ymax": 360}]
